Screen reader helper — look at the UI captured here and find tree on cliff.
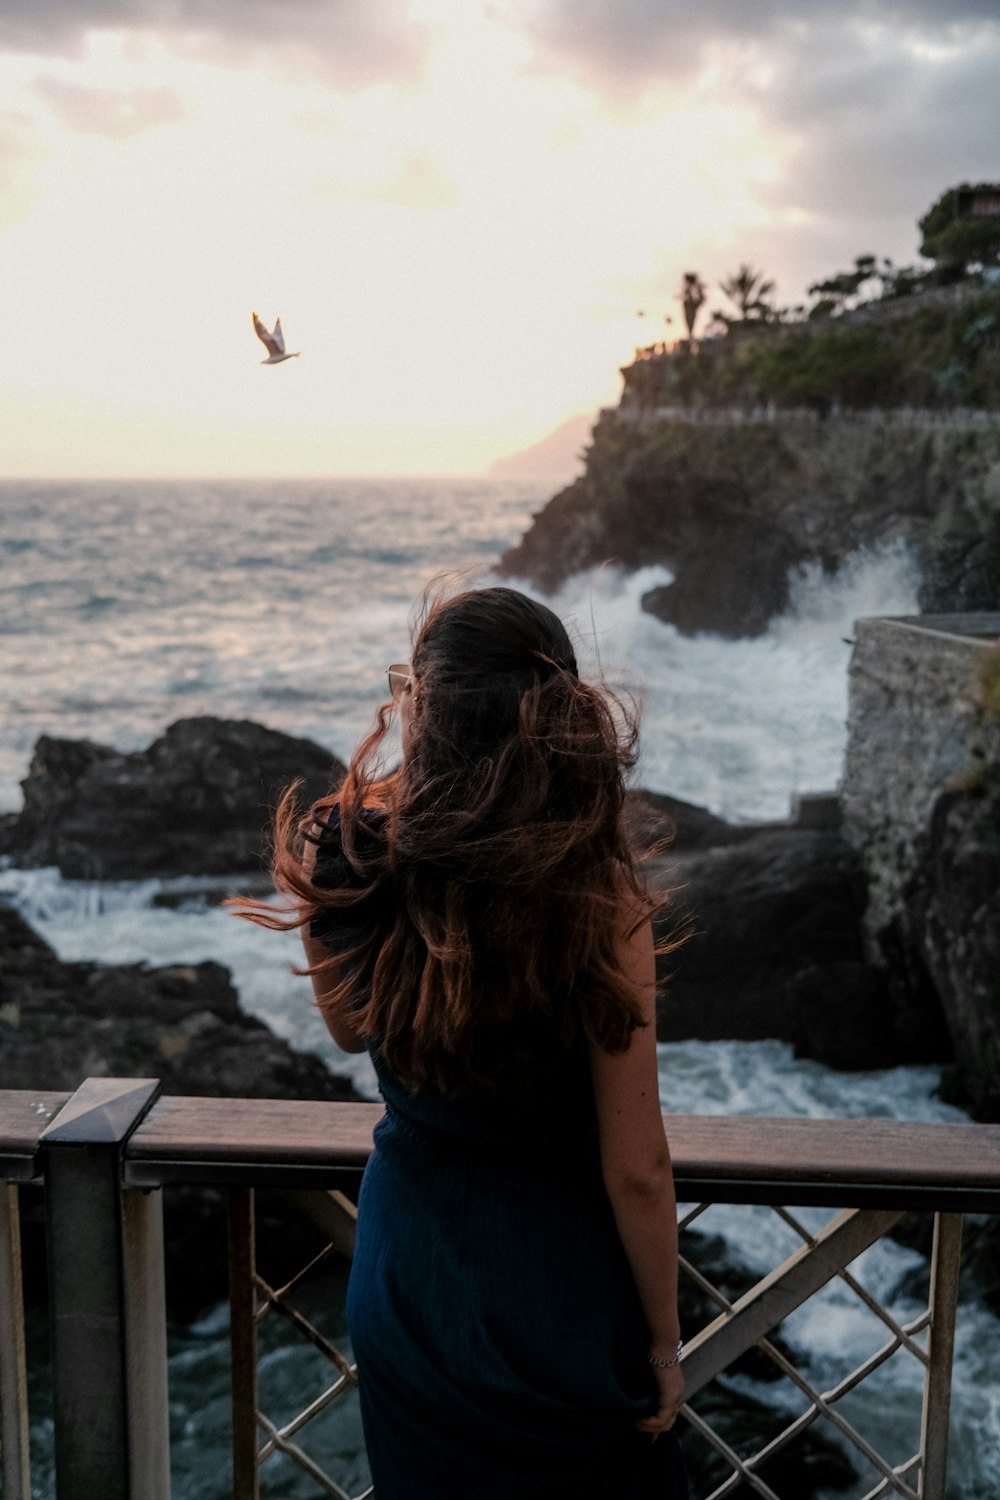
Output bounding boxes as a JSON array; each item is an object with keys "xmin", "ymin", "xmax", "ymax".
[
  {"xmin": 920, "ymin": 183, "xmax": 1000, "ymax": 278},
  {"xmin": 680, "ymin": 272, "xmax": 707, "ymax": 339},
  {"xmin": 807, "ymin": 254, "xmax": 888, "ymax": 317},
  {"xmin": 718, "ymin": 263, "xmax": 776, "ymax": 323}
]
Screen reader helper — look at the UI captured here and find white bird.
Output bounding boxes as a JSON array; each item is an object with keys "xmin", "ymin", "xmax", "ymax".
[{"xmin": 252, "ymin": 311, "xmax": 300, "ymax": 364}]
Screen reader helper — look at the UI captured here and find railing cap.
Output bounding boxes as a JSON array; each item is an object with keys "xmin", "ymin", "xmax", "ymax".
[{"xmin": 41, "ymin": 1078, "xmax": 161, "ymax": 1148}]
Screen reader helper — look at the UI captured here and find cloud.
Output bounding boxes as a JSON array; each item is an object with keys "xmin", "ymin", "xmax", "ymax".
[
  {"xmin": 511, "ymin": 0, "xmax": 1000, "ymax": 262},
  {"xmin": 0, "ymin": 112, "xmax": 45, "ymax": 228},
  {"xmin": 752, "ymin": 24, "xmax": 1000, "ymax": 227},
  {"xmin": 0, "ymin": 0, "xmax": 429, "ymax": 87},
  {"xmin": 31, "ymin": 75, "xmax": 186, "ymax": 137},
  {"xmin": 0, "ymin": 115, "xmax": 29, "ymax": 166},
  {"xmin": 510, "ymin": 0, "xmax": 1000, "ymax": 95},
  {"xmin": 371, "ymin": 153, "xmax": 459, "ymax": 210}
]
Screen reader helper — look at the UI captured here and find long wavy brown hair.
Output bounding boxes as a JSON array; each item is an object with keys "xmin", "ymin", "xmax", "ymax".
[{"xmin": 236, "ymin": 585, "xmax": 668, "ymax": 1094}]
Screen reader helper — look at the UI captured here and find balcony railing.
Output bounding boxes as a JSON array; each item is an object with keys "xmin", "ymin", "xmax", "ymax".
[{"xmin": 2, "ymin": 1079, "xmax": 1000, "ymax": 1499}]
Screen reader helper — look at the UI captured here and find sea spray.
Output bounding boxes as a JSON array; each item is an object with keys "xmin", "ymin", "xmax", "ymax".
[{"xmin": 510, "ymin": 538, "xmax": 921, "ymax": 820}]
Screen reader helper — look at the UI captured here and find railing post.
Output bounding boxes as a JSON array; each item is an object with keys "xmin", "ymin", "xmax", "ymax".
[
  {"xmin": 41, "ymin": 1078, "xmax": 168, "ymax": 1500},
  {"xmin": 228, "ymin": 1187, "xmax": 259, "ymax": 1500},
  {"xmin": 919, "ymin": 1212, "xmax": 963, "ymax": 1499},
  {"xmin": 0, "ymin": 1182, "xmax": 31, "ymax": 1500}
]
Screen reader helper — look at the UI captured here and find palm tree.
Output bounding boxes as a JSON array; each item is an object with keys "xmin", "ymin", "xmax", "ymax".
[
  {"xmin": 680, "ymin": 272, "xmax": 707, "ymax": 339},
  {"xmin": 719, "ymin": 263, "xmax": 776, "ymax": 321}
]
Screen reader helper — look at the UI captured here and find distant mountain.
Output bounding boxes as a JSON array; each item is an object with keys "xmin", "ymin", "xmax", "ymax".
[{"xmin": 488, "ymin": 411, "xmax": 595, "ymax": 482}]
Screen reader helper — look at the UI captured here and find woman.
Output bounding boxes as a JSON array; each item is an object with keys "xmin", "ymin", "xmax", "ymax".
[{"xmin": 249, "ymin": 586, "xmax": 687, "ymax": 1499}]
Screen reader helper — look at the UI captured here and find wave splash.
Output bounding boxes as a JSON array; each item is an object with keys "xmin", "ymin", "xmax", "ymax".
[{"xmin": 508, "ymin": 540, "xmax": 920, "ymax": 821}]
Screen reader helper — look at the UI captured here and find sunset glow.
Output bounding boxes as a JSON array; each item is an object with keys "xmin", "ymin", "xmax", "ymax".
[{"xmin": 1, "ymin": 2, "xmax": 998, "ymax": 476}]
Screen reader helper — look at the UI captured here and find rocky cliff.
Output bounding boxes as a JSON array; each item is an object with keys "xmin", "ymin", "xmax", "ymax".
[
  {"xmin": 499, "ymin": 290, "xmax": 1000, "ymax": 637},
  {"xmin": 500, "ymin": 410, "xmax": 1000, "ymax": 637}
]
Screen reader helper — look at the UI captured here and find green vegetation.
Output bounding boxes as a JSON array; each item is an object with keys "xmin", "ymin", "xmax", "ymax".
[
  {"xmin": 715, "ymin": 263, "xmax": 776, "ymax": 326},
  {"xmin": 625, "ymin": 288, "xmax": 1000, "ymax": 411},
  {"xmin": 627, "ymin": 183, "xmax": 1000, "ymax": 410},
  {"xmin": 920, "ymin": 183, "xmax": 1000, "ymax": 277},
  {"xmin": 753, "ymin": 325, "xmax": 900, "ymax": 407}
]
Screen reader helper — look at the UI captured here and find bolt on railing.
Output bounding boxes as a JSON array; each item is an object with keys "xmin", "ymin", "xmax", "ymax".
[{"xmin": 3, "ymin": 1083, "xmax": 1000, "ymax": 1500}]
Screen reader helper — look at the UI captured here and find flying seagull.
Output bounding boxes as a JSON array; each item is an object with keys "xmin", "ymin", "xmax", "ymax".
[{"xmin": 252, "ymin": 311, "xmax": 300, "ymax": 364}]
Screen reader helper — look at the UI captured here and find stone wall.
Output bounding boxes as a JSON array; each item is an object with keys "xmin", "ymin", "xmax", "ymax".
[{"xmin": 841, "ymin": 613, "xmax": 1000, "ymax": 941}]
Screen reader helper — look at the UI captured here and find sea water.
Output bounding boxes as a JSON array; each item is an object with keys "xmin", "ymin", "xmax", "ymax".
[
  {"xmin": 0, "ymin": 476, "xmax": 920, "ymax": 820},
  {"xmin": 1, "ymin": 477, "xmax": 997, "ymax": 1496}
]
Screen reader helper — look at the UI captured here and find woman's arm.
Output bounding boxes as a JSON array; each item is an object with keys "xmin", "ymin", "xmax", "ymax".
[
  {"xmin": 300, "ymin": 830, "xmax": 367, "ymax": 1054},
  {"xmin": 588, "ymin": 915, "xmax": 685, "ymax": 1432}
]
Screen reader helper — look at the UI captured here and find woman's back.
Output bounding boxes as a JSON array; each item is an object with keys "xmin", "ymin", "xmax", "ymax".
[{"xmin": 240, "ymin": 585, "xmax": 688, "ymax": 1497}]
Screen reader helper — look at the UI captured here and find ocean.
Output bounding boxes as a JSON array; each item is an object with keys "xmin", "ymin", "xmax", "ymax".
[{"xmin": 1, "ymin": 476, "xmax": 997, "ymax": 1497}]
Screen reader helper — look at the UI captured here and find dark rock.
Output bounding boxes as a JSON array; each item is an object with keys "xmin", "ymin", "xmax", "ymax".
[
  {"xmin": 684, "ymin": 1384, "xmax": 857, "ymax": 1497},
  {"xmin": 634, "ymin": 485, "xmax": 802, "ymax": 639},
  {"xmin": 654, "ymin": 828, "xmax": 949, "ymax": 1068},
  {"xmin": 784, "ymin": 960, "xmax": 923, "ymax": 1070},
  {"xmin": 499, "ymin": 409, "xmax": 1000, "ymax": 638},
  {"xmin": 0, "ymin": 901, "xmax": 355, "ymax": 1101},
  {"xmin": 890, "ymin": 1213, "xmax": 1000, "ymax": 1322},
  {"xmin": 898, "ymin": 765, "xmax": 1000, "ymax": 1120},
  {"xmin": 624, "ymin": 789, "xmax": 764, "ymax": 853},
  {"xmin": 1, "ymin": 716, "xmax": 346, "ymax": 879},
  {"xmin": 498, "ymin": 474, "xmax": 608, "ymax": 593},
  {"xmin": 1, "ymin": 898, "xmax": 360, "ymax": 1320}
]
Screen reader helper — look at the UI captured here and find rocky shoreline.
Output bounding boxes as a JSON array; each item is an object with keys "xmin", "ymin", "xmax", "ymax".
[{"xmin": 2, "ymin": 713, "xmax": 997, "ymax": 1119}]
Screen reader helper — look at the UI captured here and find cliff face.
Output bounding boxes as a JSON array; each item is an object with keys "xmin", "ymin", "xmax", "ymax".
[
  {"xmin": 499, "ymin": 409, "xmax": 1000, "ymax": 636},
  {"xmin": 841, "ymin": 617, "xmax": 1000, "ymax": 1119},
  {"xmin": 499, "ymin": 288, "xmax": 1000, "ymax": 637}
]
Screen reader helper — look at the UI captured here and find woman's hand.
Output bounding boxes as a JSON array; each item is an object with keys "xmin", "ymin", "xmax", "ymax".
[{"xmin": 636, "ymin": 1362, "xmax": 685, "ymax": 1435}]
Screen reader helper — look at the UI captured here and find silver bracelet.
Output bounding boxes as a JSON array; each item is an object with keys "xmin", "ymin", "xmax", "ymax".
[{"xmin": 648, "ymin": 1341, "xmax": 683, "ymax": 1369}]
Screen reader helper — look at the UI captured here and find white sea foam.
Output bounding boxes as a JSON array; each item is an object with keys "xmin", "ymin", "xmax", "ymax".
[
  {"xmin": 0, "ymin": 861, "xmax": 382, "ymax": 1099},
  {"xmin": 506, "ymin": 538, "xmax": 921, "ymax": 820}
]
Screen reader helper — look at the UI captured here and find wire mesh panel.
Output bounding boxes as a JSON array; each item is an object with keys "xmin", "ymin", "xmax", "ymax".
[
  {"xmin": 225, "ymin": 1185, "xmax": 966, "ymax": 1500},
  {"xmin": 673, "ymin": 1202, "xmax": 964, "ymax": 1500},
  {"xmin": 227, "ymin": 1187, "xmax": 371, "ymax": 1500}
]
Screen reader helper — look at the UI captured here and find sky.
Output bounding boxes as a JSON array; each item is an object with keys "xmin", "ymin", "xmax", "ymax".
[{"xmin": 1, "ymin": 0, "xmax": 998, "ymax": 478}]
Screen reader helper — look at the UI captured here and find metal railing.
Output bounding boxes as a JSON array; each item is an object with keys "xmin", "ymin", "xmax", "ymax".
[{"xmin": 3, "ymin": 1079, "xmax": 1000, "ymax": 1500}]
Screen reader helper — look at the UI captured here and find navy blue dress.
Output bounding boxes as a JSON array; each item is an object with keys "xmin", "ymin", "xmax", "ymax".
[{"xmin": 314, "ymin": 817, "xmax": 688, "ymax": 1499}]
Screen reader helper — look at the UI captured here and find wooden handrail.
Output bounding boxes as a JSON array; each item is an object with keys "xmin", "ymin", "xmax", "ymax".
[
  {"xmin": 5, "ymin": 1090, "xmax": 1000, "ymax": 1210},
  {"xmin": 0, "ymin": 1092, "xmax": 72, "ymax": 1181}
]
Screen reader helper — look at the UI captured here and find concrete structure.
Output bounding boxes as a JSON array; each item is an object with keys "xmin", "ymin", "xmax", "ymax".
[{"xmin": 841, "ymin": 613, "xmax": 1000, "ymax": 942}]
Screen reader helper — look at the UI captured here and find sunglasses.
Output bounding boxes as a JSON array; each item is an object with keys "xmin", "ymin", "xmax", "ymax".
[{"xmin": 387, "ymin": 663, "xmax": 413, "ymax": 701}]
